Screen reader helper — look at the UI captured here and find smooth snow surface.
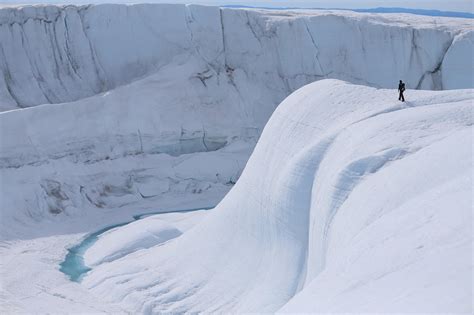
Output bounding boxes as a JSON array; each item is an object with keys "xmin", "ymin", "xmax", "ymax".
[
  {"xmin": 1, "ymin": 4, "xmax": 473, "ymax": 111},
  {"xmin": 82, "ymin": 80, "xmax": 473, "ymax": 313},
  {"xmin": 84, "ymin": 210, "xmax": 207, "ymax": 268},
  {"xmin": 60, "ymin": 208, "xmax": 209, "ymax": 282}
]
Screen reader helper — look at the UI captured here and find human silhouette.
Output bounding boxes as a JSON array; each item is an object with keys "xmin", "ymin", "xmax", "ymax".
[{"xmin": 398, "ymin": 80, "xmax": 406, "ymax": 102}]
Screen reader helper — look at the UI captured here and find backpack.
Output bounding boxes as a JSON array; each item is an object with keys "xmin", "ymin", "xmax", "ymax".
[{"xmin": 401, "ymin": 83, "xmax": 406, "ymax": 92}]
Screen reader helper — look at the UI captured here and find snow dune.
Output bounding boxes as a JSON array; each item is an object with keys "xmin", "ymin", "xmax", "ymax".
[{"xmin": 83, "ymin": 80, "xmax": 473, "ymax": 313}]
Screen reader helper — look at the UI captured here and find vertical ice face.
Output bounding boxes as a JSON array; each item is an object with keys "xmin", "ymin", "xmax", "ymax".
[
  {"xmin": 0, "ymin": 5, "xmax": 104, "ymax": 108},
  {"xmin": 0, "ymin": 4, "xmax": 472, "ymax": 110},
  {"xmin": 441, "ymin": 31, "xmax": 474, "ymax": 89}
]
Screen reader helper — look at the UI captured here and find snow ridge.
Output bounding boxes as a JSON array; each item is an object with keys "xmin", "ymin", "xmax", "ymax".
[{"xmin": 82, "ymin": 80, "xmax": 473, "ymax": 313}]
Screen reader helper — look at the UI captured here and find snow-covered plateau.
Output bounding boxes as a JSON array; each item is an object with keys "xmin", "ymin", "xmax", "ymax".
[{"xmin": 0, "ymin": 3, "xmax": 473, "ymax": 314}]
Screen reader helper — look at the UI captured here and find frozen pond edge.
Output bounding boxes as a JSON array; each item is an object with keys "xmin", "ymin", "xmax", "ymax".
[{"xmin": 59, "ymin": 206, "xmax": 214, "ymax": 282}]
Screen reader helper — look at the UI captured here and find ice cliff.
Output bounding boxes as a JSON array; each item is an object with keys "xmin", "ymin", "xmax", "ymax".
[{"xmin": 0, "ymin": 4, "xmax": 473, "ymax": 111}]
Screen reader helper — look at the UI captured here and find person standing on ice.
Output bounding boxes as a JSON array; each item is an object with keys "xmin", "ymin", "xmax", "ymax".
[{"xmin": 398, "ymin": 80, "xmax": 406, "ymax": 102}]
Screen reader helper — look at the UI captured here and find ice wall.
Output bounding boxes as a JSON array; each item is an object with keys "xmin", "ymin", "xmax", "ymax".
[{"xmin": 0, "ymin": 4, "xmax": 472, "ymax": 110}]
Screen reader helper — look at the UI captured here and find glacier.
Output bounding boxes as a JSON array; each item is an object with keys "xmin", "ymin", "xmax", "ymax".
[{"xmin": 0, "ymin": 3, "xmax": 473, "ymax": 314}]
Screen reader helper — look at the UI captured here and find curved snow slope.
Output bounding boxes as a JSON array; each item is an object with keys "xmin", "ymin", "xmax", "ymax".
[
  {"xmin": 83, "ymin": 80, "xmax": 473, "ymax": 313},
  {"xmin": 83, "ymin": 209, "xmax": 208, "ymax": 268},
  {"xmin": 1, "ymin": 4, "xmax": 473, "ymax": 110}
]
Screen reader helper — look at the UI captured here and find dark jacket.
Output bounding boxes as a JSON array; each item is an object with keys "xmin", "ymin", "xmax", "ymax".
[{"xmin": 398, "ymin": 82, "xmax": 406, "ymax": 92}]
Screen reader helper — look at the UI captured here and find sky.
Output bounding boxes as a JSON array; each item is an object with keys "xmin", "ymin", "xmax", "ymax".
[{"xmin": 1, "ymin": 1, "xmax": 473, "ymax": 13}]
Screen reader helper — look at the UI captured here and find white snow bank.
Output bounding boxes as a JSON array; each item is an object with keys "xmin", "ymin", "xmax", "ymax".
[
  {"xmin": 84, "ymin": 210, "xmax": 208, "ymax": 267},
  {"xmin": 83, "ymin": 79, "xmax": 473, "ymax": 313},
  {"xmin": 280, "ymin": 133, "xmax": 472, "ymax": 313},
  {"xmin": 1, "ymin": 4, "xmax": 472, "ymax": 110}
]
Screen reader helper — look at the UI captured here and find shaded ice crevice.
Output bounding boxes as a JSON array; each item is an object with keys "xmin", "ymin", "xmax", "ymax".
[{"xmin": 415, "ymin": 33, "xmax": 457, "ymax": 90}]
